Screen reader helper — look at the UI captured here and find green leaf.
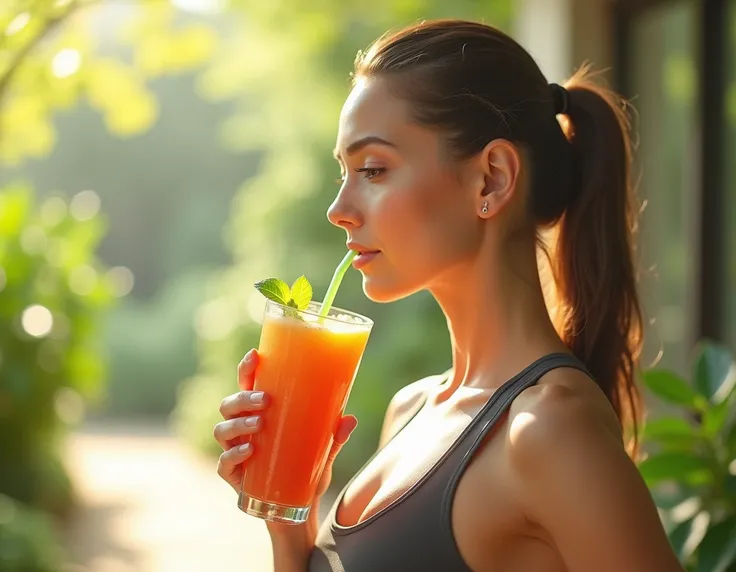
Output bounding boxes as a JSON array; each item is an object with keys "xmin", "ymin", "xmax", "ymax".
[
  {"xmin": 727, "ymin": 424, "xmax": 736, "ymax": 459},
  {"xmin": 638, "ymin": 452, "xmax": 711, "ymax": 487},
  {"xmin": 703, "ymin": 398, "xmax": 732, "ymax": 437},
  {"xmin": 669, "ymin": 516, "xmax": 698, "ymax": 562},
  {"xmin": 642, "ymin": 369, "xmax": 705, "ymax": 409},
  {"xmin": 652, "ymin": 486, "xmax": 697, "ymax": 510},
  {"xmin": 697, "ymin": 517, "xmax": 736, "ymax": 572},
  {"xmin": 694, "ymin": 342, "xmax": 735, "ymax": 404},
  {"xmin": 643, "ymin": 417, "xmax": 700, "ymax": 449},
  {"xmin": 254, "ymin": 278, "xmax": 291, "ymax": 305},
  {"xmin": 725, "ymin": 475, "xmax": 736, "ymax": 497},
  {"xmin": 289, "ymin": 275, "xmax": 313, "ymax": 311}
]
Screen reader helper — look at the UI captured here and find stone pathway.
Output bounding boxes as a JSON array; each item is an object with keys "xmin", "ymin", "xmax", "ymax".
[{"xmin": 61, "ymin": 421, "xmax": 282, "ymax": 572}]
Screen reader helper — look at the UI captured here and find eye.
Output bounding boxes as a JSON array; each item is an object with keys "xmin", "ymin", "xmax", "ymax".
[{"xmin": 354, "ymin": 167, "xmax": 386, "ymax": 180}]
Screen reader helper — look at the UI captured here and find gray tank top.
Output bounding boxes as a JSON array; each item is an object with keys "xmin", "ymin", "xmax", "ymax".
[{"xmin": 309, "ymin": 353, "xmax": 590, "ymax": 572}]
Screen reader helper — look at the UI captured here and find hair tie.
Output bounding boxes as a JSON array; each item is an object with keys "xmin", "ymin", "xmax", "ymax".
[{"xmin": 549, "ymin": 83, "xmax": 569, "ymax": 115}]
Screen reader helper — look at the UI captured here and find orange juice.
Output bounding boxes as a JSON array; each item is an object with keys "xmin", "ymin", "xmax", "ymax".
[{"xmin": 239, "ymin": 300, "xmax": 372, "ymax": 523}]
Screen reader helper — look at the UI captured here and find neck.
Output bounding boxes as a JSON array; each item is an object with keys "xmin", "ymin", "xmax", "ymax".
[{"xmin": 428, "ymin": 236, "xmax": 566, "ymax": 396}]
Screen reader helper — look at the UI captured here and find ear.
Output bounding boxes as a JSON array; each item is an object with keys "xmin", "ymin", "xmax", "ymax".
[{"xmin": 475, "ymin": 139, "xmax": 521, "ymax": 218}]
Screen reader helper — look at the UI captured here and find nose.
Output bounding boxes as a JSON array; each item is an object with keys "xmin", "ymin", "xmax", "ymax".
[{"xmin": 326, "ymin": 187, "xmax": 363, "ymax": 230}]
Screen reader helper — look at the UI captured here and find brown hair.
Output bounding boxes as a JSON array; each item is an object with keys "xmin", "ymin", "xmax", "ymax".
[{"xmin": 355, "ymin": 19, "xmax": 643, "ymax": 456}]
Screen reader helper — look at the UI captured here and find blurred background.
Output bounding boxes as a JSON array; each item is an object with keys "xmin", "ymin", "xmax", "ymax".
[{"xmin": 0, "ymin": 0, "xmax": 734, "ymax": 571}]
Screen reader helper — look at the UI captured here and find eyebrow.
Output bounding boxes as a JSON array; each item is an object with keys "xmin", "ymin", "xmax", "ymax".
[{"xmin": 333, "ymin": 136, "xmax": 397, "ymax": 161}]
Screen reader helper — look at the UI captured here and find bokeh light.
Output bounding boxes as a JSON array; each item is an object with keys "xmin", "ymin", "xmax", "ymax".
[
  {"xmin": 69, "ymin": 190, "xmax": 101, "ymax": 221},
  {"xmin": 106, "ymin": 266, "xmax": 135, "ymax": 297},
  {"xmin": 51, "ymin": 48, "xmax": 82, "ymax": 79},
  {"xmin": 41, "ymin": 196, "xmax": 68, "ymax": 226},
  {"xmin": 21, "ymin": 305, "xmax": 54, "ymax": 338},
  {"xmin": 69, "ymin": 265, "xmax": 98, "ymax": 296}
]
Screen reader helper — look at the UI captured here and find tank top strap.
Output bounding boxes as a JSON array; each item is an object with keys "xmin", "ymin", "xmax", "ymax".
[{"xmin": 441, "ymin": 352, "xmax": 590, "ymax": 514}]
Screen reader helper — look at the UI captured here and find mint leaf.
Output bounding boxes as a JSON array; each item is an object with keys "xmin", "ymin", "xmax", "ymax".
[
  {"xmin": 254, "ymin": 278, "xmax": 291, "ymax": 305},
  {"xmin": 290, "ymin": 275, "xmax": 313, "ymax": 311},
  {"xmin": 283, "ymin": 299, "xmax": 304, "ymax": 321}
]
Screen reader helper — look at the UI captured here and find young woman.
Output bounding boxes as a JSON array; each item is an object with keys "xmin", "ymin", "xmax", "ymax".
[{"xmin": 213, "ymin": 19, "xmax": 684, "ymax": 572}]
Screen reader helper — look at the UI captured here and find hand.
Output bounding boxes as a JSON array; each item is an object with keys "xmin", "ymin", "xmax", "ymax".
[
  {"xmin": 214, "ymin": 349, "xmax": 270, "ymax": 491},
  {"xmin": 213, "ymin": 349, "xmax": 358, "ymax": 516}
]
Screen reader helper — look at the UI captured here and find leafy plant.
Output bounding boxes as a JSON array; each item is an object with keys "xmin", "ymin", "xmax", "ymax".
[
  {"xmin": 640, "ymin": 341, "xmax": 736, "ymax": 572},
  {"xmin": 0, "ymin": 182, "xmax": 116, "ymax": 513},
  {"xmin": 0, "ymin": 0, "xmax": 219, "ymax": 166},
  {"xmin": 0, "ymin": 494, "xmax": 65, "ymax": 572}
]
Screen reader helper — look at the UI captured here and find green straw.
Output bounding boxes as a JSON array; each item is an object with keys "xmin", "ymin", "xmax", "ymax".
[{"xmin": 318, "ymin": 250, "xmax": 357, "ymax": 319}]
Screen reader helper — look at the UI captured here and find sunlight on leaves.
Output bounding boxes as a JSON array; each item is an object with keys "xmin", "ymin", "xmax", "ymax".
[
  {"xmin": 134, "ymin": 24, "xmax": 217, "ymax": 75},
  {"xmin": 84, "ymin": 60, "xmax": 158, "ymax": 135}
]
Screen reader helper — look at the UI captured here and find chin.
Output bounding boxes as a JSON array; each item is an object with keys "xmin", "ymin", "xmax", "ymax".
[{"xmin": 361, "ymin": 275, "xmax": 418, "ymax": 304}]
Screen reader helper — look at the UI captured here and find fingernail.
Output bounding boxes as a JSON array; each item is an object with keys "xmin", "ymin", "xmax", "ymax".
[
  {"xmin": 239, "ymin": 443, "xmax": 252, "ymax": 454},
  {"xmin": 244, "ymin": 416, "xmax": 259, "ymax": 428},
  {"xmin": 243, "ymin": 349, "xmax": 255, "ymax": 363},
  {"xmin": 249, "ymin": 392, "xmax": 264, "ymax": 404}
]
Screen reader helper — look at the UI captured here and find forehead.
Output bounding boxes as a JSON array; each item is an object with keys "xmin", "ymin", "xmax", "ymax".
[{"xmin": 336, "ymin": 77, "xmax": 410, "ymax": 146}]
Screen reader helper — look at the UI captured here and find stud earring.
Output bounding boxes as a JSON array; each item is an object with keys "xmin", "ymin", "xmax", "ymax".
[{"xmin": 481, "ymin": 201, "xmax": 489, "ymax": 214}]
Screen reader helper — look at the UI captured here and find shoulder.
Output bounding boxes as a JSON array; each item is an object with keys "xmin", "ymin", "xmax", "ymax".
[
  {"xmin": 506, "ymin": 367, "xmax": 624, "ymax": 466},
  {"xmin": 378, "ymin": 370, "xmax": 449, "ymax": 449},
  {"xmin": 493, "ymin": 368, "xmax": 683, "ymax": 571}
]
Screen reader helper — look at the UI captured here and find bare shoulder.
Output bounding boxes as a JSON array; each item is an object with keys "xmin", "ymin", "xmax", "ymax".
[
  {"xmin": 377, "ymin": 371, "xmax": 449, "ymax": 449},
  {"xmin": 506, "ymin": 367, "xmax": 624, "ymax": 461},
  {"xmin": 499, "ymin": 367, "xmax": 683, "ymax": 572}
]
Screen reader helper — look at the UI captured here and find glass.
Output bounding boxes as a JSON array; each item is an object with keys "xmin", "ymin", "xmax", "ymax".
[{"xmin": 238, "ymin": 299, "xmax": 373, "ymax": 524}]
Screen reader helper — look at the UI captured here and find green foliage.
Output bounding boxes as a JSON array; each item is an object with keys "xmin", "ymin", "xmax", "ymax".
[
  {"xmin": 0, "ymin": 182, "xmax": 114, "ymax": 512},
  {"xmin": 640, "ymin": 341, "xmax": 736, "ymax": 572},
  {"xmin": 0, "ymin": 494, "xmax": 65, "ymax": 572},
  {"xmin": 174, "ymin": 0, "xmax": 512, "ymax": 486},
  {"xmin": 102, "ymin": 269, "xmax": 209, "ymax": 418},
  {"xmin": 0, "ymin": 0, "xmax": 219, "ymax": 165}
]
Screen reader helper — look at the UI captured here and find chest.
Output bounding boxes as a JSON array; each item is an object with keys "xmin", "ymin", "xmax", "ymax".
[
  {"xmin": 333, "ymin": 402, "xmax": 566, "ymax": 572},
  {"xmin": 337, "ymin": 405, "xmax": 473, "ymax": 528}
]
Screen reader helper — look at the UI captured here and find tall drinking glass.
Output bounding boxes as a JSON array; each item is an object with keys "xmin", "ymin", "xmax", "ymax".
[{"xmin": 238, "ymin": 299, "xmax": 373, "ymax": 524}]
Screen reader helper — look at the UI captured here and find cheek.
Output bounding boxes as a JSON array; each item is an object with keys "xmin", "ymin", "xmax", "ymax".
[{"xmin": 367, "ymin": 172, "xmax": 479, "ymax": 290}]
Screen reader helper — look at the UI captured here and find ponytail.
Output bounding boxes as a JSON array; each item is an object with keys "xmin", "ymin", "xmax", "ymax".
[{"xmin": 551, "ymin": 66, "xmax": 644, "ymax": 457}]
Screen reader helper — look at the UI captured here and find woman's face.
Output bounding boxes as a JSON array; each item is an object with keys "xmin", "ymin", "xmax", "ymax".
[{"xmin": 328, "ymin": 77, "xmax": 484, "ymax": 303}]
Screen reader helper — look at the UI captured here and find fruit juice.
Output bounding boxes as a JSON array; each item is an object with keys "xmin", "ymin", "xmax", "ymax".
[{"xmin": 241, "ymin": 300, "xmax": 372, "ymax": 511}]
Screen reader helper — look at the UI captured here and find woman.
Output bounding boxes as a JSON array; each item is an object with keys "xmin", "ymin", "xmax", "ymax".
[{"xmin": 213, "ymin": 19, "xmax": 684, "ymax": 572}]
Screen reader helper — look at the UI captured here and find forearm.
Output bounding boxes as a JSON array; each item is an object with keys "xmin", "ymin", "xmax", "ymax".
[{"xmin": 269, "ymin": 512, "xmax": 319, "ymax": 572}]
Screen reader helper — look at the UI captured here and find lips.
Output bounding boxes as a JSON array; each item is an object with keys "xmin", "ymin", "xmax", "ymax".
[{"xmin": 352, "ymin": 251, "xmax": 380, "ymax": 269}]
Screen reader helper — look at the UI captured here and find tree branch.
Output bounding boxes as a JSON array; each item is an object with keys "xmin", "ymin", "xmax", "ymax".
[{"xmin": 0, "ymin": 0, "xmax": 82, "ymax": 105}]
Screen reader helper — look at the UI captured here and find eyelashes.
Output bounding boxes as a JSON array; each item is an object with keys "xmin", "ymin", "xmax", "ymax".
[{"xmin": 335, "ymin": 167, "xmax": 386, "ymax": 184}]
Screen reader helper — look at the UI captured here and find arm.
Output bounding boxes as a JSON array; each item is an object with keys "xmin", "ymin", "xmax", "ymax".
[
  {"xmin": 270, "ymin": 518, "xmax": 319, "ymax": 572},
  {"xmin": 507, "ymin": 382, "xmax": 685, "ymax": 572}
]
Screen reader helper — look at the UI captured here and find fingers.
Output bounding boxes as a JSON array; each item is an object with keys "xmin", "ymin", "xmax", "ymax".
[
  {"xmin": 334, "ymin": 415, "xmax": 358, "ymax": 446},
  {"xmin": 327, "ymin": 415, "xmax": 358, "ymax": 463},
  {"xmin": 213, "ymin": 415, "xmax": 262, "ymax": 449},
  {"xmin": 237, "ymin": 349, "xmax": 259, "ymax": 391},
  {"xmin": 219, "ymin": 389, "xmax": 268, "ymax": 420},
  {"xmin": 217, "ymin": 443, "xmax": 253, "ymax": 489}
]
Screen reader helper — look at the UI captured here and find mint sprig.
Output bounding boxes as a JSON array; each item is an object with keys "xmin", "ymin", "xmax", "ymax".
[
  {"xmin": 254, "ymin": 275, "xmax": 313, "ymax": 316},
  {"xmin": 254, "ymin": 250, "xmax": 357, "ymax": 323},
  {"xmin": 289, "ymin": 275, "xmax": 313, "ymax": 310},
  {"xmin": 254, "ymin": 278, "xmax": 291, "ymax": 305}
]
